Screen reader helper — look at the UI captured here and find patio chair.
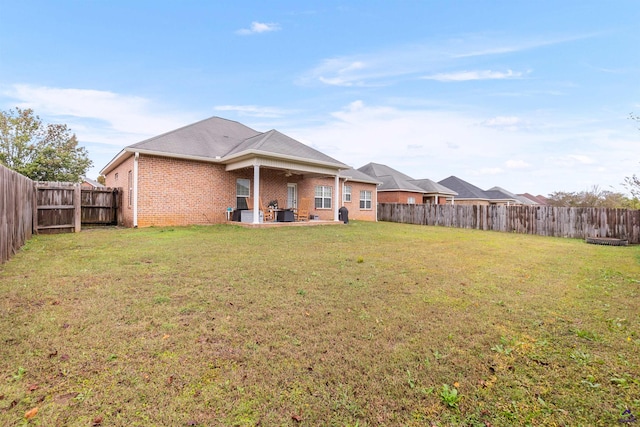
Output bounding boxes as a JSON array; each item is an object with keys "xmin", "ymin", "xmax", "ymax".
[
  {"xmin": 259, "ymin": 199, "xmax": 274, "ymax": 222},
  {"xmin": 295, "ymin": 197, "xmax": 311, "ymax": 221}
]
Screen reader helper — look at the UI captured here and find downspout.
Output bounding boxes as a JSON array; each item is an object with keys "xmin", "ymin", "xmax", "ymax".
[
  {"xmin": 334, "ymin": 174, "xmax": 340, "ymax": 221},
  {"xmin": 133, "ymin": 152, "xmax": 139, "ymax": 228},
  {"xmin": 375, "ymin": 184, "xmax": 379, "ymax": 222}
]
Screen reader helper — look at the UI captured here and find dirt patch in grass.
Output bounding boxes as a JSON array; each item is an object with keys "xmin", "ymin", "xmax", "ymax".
[{"xmin": 1, "ymin": 222, "xmax": 639, "ymax": 426}]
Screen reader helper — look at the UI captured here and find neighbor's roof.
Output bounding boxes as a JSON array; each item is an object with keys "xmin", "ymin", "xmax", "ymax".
[
  {"xmin": 438, "ymin": 176, "xmax": 489, "ymax": 200},
  {"xmin": 358, "ymin": 162, "xmax": 414, "ymax": 181},
  {"xmin": 357, "ymin": 162, "xmax": 423, "ymax": 192},
  {"xmin": 101, "ymin": 116, "xmax": 348, "ymax": 175},
  {"xmin": 409, "ymin": 178, "xmax": 458, "ymax": 196},
  {"xmin": 485, "ymin": 186, "xmax": 522, "ymax": 203},
  {"xmin": 339, "ymin": 168, "xmax": 382, "ymax": 184}
]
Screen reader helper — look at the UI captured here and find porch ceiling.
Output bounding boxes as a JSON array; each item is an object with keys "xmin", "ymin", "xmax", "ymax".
[{"xmin": 225, "ymin": 155, "xmax": 344, "ymax": 176}]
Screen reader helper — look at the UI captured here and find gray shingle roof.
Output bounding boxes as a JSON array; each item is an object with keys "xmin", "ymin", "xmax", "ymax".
[
  {"xmin": 339, "ymin": 168, "xmax": 382, "ymax": 184},
  {"xmin": 225, "ymin": 129, "xmax": 347, "ymax": 166},
  {"xmin": 103, "ymin": 116, "xmax": 349, "ymax": 174},
  {"xmin": 409, "ymin": 179, "xmax": 457, "ymax": 196},
  {"xmin": 438, "ymin": 176, "xmax": 489, "ymax": 200},
  {"xmin": 129, "ymin": 116, "xmax": 261, "ymax": 159},
  {"xmin": 358, "ymin": 162, "xmax": 414, "ymax": 181}
]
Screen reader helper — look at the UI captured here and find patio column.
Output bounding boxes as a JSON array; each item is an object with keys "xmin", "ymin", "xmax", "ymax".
[
  {"xmin": 253, "ymin": 164, "xmax": 260, "ymax": 224},
  {"xmin": 435, "ymin": 195, "xmax": 439, "ymax": 205},
  {"xmin": 334, "ymin": 174, "xmax": 340, "ymax": 221}
]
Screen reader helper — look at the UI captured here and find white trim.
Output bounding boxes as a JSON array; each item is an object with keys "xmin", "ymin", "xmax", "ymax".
[
  {"xmin": 334, "ymin": 175, "xmax": 340, "ymax": 221},
  {"xmin": 253, "ymin": 165, "xmax": 260, "ymax": 224},
  {"xmin": 133, "ymin": 152, "xmax": 139, "ymax": 228}
]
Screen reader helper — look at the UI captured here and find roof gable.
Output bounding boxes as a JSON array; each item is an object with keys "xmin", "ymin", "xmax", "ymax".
[
  {"xmin": 129, "ymin": 116, "xmax": 260, "ymax": 159},
  {"xmin": 409, "ymin": 179, "xmax": 458, "ymax": 196},
  {"xmin": 358, "ymin": 162, "xmax": 414, "ymax": 181},
  {"xmin": 225, "ymin": 129, "xmax": 347, "ymax": 166},
  {"xmin": 438, "ymin": 176, "xmax": 488, "ymax": 200}
]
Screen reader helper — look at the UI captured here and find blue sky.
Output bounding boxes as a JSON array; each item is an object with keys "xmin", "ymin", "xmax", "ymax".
[{"xmin": 1, "ymin": 1, "xmax": 639, "ymax": 196}]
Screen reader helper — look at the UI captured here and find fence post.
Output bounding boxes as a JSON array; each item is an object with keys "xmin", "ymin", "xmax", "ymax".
[{"xmin": 74, "ymin": 183, "xmax": 81, "ymax": 233}]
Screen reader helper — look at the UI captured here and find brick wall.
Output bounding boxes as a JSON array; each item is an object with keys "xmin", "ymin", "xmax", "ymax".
[
  {"xmin": 377, "ymin": 191, "xmax": 423, "ymax": 204},
  {"xmin": 104, "ymin": 153, "xmax": 378, "ymax": 226}
]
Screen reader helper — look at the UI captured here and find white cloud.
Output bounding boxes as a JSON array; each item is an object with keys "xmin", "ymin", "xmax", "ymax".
[
  {"xmin": 3, "ymin": 84, "xmax": 195, "ymax": 145},
  {"xmin": 283, "ymin": 101, "xmax": 638, "ymax": 195},
  {"xmin": 480, "ymin": 115, "xmax": 528, "ymax": 131},
  {"xmin": 421, "ymin": 69, "xmax": 523, "ymax": 82},
  {"xmin": 1, "ymin": 84, "xmax": 200, "ymax": 177},
  {"xmin": 236, "ymin": 22, "xmax": 281, "ymax": 35},
  {"xmin": 298, "ymin": 32, "xmax": 583, "ymax": 87},
  {"xmin": 214, "ymin": 105, "xmax": 291, "ymax": 118},
  {"xmin": 505, "ymin": 159, "xmax": 530, "ymax": 169},
  {"xmin": 568, "ymin": 154, "xmax": 595, "ymax": 164}
]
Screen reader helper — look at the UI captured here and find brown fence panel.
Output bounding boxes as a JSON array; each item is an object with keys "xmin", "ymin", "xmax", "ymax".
[
  {"xmin": 35, "ymin": 182, "xmax": 78, "ymax": 234},
  {"xmin": 378, "ymin": 203, "xmax": 640, "ymax": 244},
  {"xmin": 81, "ymin": 188, "xmax": 120, "ymax": 224},
  {"xmin": 35, "ymin": 183, "xmax": 120, "ymax": 234},
  {"xmin": 0, "ymin": 165, "xmax": 34, "ymax": 263}
]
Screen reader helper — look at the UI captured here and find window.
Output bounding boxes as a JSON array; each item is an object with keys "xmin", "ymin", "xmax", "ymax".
[
  {"xmin": 315, "ymin": 185, "xmax": 332, "ymax": 209},
  {"xmin": 128, "ymin": 170, "xmax": 133, "ymax": 208},
  {"xmin": 407, "ymin": 197, "xmax": 416, "ymax": 204},
  {"xmin": 236, "ymin": 178, "xmax": 250, "ymax": 209},
  {"xmin": 360, "ymin": 190, "xmax": 372, "ymax": 209},
  {"xmin": 343, "ymin": 185, "xmax": 352, "ymax": 203},
  {"xmin": 114, "ymin": 172, "xmax": 119, "ymax": 181}
]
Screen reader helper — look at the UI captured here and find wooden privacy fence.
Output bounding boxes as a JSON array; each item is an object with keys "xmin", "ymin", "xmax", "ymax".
[
  {"xmin": 35, "ymin": 182, "xmax": 121, "ymax": 234},
  {"xmin": 0, "ymin": 165, "xmax": 34, "ymax": 264},
  {"xmin": 378, "ymin": 203, "xmax": 640, "ymax": 244}
]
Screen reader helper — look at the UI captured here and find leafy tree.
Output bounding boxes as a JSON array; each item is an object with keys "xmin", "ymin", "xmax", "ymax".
[
  {"xmin": 623, "ymin": 113, "xmax": 640, "ymax": 203},
  {"xmin": 0, "ymin": 107, "xmax": 92, "ymax": 181},
  {"xmin": 547, "ymin": 186, "xmax": 633, "ymax": 208}
]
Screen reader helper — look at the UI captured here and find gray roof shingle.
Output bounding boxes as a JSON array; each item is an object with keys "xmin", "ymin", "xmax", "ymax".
[{"xmin": 129, "ymin": 116, "xmax": 261, "ymax": 159}]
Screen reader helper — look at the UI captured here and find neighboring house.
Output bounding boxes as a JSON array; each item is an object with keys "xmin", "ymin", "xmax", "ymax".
[
  {"xmin": 518, "ymin": 193, "xmax": 548, "ymax": 205},
  {"xmin": 438, "ymin": 176, "xmax": 522, "ymax": 206},
  {"xmin": 339, "ymin": 168, "xmax": 382, "ymax": 220},
  {"xmin": 357, "ymin": 162, "xmax": 456, "ymax": 204},
  {"xmin": 81, "ymin": 177, "xmax": 105, "ymax": 189},
  {"xmin": 100, "ymin": 116, "xmax": 378, "ymax": 227}
]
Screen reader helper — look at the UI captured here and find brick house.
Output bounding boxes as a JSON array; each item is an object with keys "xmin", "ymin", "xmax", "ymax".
[
  {"xmin": 438, "ymin": 176, "xmax": 522, "ymax": 206},
  {"xmin": 358, "ymin": 162, "xmax": 457, "ymax": 205},
  {"xmin": 100, "ymin": 116, "xmax": 379, "ymax": 227}
]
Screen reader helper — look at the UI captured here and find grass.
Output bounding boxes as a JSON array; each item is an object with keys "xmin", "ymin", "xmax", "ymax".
[{"xmin": 0, "ymin": 221, "xmax": 639, "ymax": 426}]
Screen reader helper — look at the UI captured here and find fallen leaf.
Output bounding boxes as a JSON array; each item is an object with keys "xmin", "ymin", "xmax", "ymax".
[
  {"xmin": 162, "ymin": 334, "xmax": 170, "ymax": 340},
  {"xmin": 453, "ymin": 382, "xmax": 460, "ymax": 388},
  {"xmin": 291, "ymin": 413, "xmax": 302, "ymax": 422},
  {"xmin": 24, "ymin": 407, "xmax": 38, "ymax": 419},
  {"xmin": 48, "ymin": 349, "xmax": 58, "ymax": 358},
  {"xmin": 167, "ymin": 375, "xmax": 174, "ymax": 385},
  {"xmin": 60, "ymin": 354, "xmax": 70, "ymax": 361},
  {"xmin": 92, "ymin": 416, "xmax": 103, "ymax": 425},
  {"xmin": 28, "ymin": 384, "xmax": 39, "ymax": 392}
]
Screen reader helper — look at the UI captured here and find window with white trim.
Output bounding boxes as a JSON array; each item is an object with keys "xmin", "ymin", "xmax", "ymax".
[
  {"xmin": 315, "ymin": 185, "xmax": 332, "ymax": 209},
  {"xmin": 343, "ymin": 185, "xmax": 352, "ymax": 203},
  {"xmin": 407, "ymin": 197, "xmax": 416, "ymax": 204},
  {"xmin": 236, "ymin": 178, "xmax": 250, "ymax": 209},
  {"xmin": 360, "ymin": 190, "xmax": 372, "ymax": 209}
]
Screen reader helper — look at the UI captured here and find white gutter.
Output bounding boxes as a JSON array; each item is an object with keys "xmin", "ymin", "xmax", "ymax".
[
  {"xmin": 334, "ymin": 175, "xmax": 340, "ymax": 221},
  {"xmin": 133, "ymin": 152, "xmax": 139, "ymax": 228}
]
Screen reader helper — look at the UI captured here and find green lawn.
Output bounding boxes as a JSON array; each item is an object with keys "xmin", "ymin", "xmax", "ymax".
[{"xmin": 1, "ymin": 222, "xmax": 639, "ymax": 426}]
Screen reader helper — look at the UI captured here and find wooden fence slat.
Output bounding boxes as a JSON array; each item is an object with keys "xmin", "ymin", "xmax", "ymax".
[{"xmin": 378, "ymin": 203, "xmax": 640, "ymax": 244}]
